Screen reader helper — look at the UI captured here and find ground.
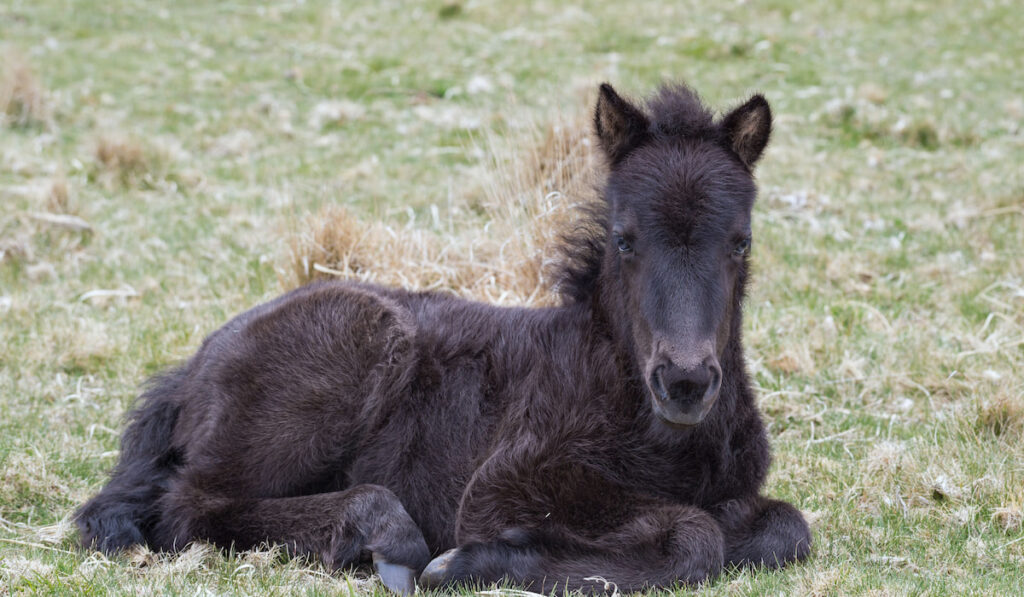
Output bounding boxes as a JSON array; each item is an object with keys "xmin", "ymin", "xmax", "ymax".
[{"xmin": 1, "ymin": 0, "xmax": 1022, "ymax": 595}]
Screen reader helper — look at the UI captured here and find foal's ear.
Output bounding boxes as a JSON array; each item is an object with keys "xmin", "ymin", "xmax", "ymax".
[
  {"xmin": 721, "ymin": 94, "xmax": 772, "ymax": 169},
  {"xmin": 594, "ymin": 83, "xmax": 650, "ymax": 165}
]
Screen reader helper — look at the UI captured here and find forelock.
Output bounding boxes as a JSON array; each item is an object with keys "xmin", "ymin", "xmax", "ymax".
[
  {"xmin": 644, "ymin": 84, "xmax": 718, "ymax": 142},
  {"xmin": 613, "ymin": 143, "xmax": 755, "ymax": 245}
]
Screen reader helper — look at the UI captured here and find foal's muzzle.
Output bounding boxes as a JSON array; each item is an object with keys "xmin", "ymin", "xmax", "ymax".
[{"xmin": 649, "ymin": 358, "xmax": 723, "ymax": 426}]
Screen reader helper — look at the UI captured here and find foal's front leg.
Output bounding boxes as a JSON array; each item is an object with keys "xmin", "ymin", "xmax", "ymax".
[
  {"xmin": 158, "ymin": 483, "xmax": 430, "ymax": 594},
  {"xmin": 712, "ymin": 495, "xmax": 811, "ymax": 568},
  {"xmin": 421, "ymin": 496, "xmax": 725, "ymax": 592}
]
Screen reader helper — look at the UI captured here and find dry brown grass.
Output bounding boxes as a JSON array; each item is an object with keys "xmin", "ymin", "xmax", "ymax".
[
  {"xmin": 94, "ymin": 135, "xmax": 145, "ymax": 183},
  {"xmin": 974, "ymin": 388, "xmax": 1024, "ymax": 437},
  {"xmin": 0, "ymin": 48, "xmax": 49, "ymax": 128},
  {"xmin": 993, "ymin": 504, "xmax": 1023, "ymax": 534},
  {"xmin": 0, "ymin": 230, "xmax": 33, "ymax": 265},
  {"xmin": 92, "ymin": 135, "xmax": 166, "ymax": 189},
  {"xmin": 46, "ymin": 173, "xmax": 74, "ymax": 215},
  {"xmin": 285, "ymin": 110, "xmax": 603, "ymax": 306}
]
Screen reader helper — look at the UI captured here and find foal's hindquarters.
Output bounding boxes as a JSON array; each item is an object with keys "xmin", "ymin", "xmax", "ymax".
[{"xmin": 78, "ymin": 283, "xmax": 446, "ymax": 593}]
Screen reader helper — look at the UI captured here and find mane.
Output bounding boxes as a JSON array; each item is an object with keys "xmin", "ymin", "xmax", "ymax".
[
  {"xmin": 550, "ymin": 84, "xmax": 721, "ymax": 305},
  {"xmin": 550, "ymin": 200, "xmax": 606, "ymax": 305}
]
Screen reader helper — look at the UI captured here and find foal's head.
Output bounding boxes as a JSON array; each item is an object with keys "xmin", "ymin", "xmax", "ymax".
[{"xmin": 594, "ymin": 83, "xmax": 771, "ymax": 428}]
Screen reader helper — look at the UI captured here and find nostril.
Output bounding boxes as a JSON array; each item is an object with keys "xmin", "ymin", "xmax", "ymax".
[
  {"xmin": 708, "ymin": 362, "xmax": 722, "ymax": 389},
  {"xmin": 651, "ymin": 366, "xmax": 670, "ymax": 401}
]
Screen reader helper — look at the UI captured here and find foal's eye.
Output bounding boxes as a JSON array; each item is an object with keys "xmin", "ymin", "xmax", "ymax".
[
  {"xmin": 615, "ymin": 235, "xmax": 633, "ymax": 254},
  {"xmin": 733, "ymin": 237, "xmax": 752, "ymax": 257}
]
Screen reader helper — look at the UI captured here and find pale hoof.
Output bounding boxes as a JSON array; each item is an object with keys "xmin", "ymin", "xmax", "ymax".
[
  {"xmin": 372, "ymin": 552, "xmax": 417, "ymax": 596},
  {"xmin": 418, "ymin": 548, "xmax": 459, "ymax": 588}
]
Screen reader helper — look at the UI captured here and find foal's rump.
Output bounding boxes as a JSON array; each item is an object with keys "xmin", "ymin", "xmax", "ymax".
[
  {"xmin": 169, "ymin": 282, "xmax": 422, "ymax": 494},
  {"xmin": 77, "ymin": 281, "xmax": 422, "ymax": 553}
]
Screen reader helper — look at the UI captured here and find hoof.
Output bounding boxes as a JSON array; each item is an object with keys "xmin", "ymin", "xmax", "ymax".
[
  {"xmin": 418, "ymin": 548, "xmax": 458, "ymax": 588},
  {"xmin": 372, "ymin": 553, "xmax": 417, "ymax": 596}
]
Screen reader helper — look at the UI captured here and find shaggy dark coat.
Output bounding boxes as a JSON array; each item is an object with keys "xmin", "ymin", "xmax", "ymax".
[{"xmin": 76, "ymin": 82, "xmax": 811, "ymax": 593}]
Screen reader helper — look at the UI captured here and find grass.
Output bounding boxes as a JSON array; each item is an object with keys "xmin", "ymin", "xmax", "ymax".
[{"xmin": 1, "ymin": 0, "xmax": 1022, "ymax": 594}]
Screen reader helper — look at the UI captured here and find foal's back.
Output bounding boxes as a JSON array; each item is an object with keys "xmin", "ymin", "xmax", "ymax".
[{"xmin": 167, "ymin": 280, "xmax": 591, "ymax": 550}]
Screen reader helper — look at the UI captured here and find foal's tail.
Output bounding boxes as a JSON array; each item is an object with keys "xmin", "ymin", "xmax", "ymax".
[{"xmin": 75, "ymin": 367, "xmax": 186, "ymax": 553}]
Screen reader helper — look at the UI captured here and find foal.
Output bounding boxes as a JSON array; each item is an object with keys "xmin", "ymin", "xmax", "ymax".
[{"xmin": 77, "ymin": 82, "xmax": 811, "ymax": 593}]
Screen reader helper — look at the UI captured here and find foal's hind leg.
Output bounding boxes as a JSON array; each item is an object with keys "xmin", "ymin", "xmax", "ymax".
[
  {"xmin": 158, "ymin": 483, "xmax": 430, "ymax": 594},
  {"xmin": 712, "ymin": 495, "xmax": 811, "ymax": 568}
]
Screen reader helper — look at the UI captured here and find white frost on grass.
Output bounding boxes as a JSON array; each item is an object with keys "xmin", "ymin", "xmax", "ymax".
[
  {"xmin": 308, "ymin": 100, "xmax": 366, "ymax": 131},
  {"xmin": 1, "ymin": 556, "xmax": 56, "ymax": 585},
  {"xmin": 413, "ymin": 104, "xmax": 482, "ymax": 130}
]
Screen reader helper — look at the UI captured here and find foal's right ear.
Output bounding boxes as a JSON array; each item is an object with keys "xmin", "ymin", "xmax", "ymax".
[{"xmin": 594, "ymin": 83, "xmax": 650, "ymax": 165}]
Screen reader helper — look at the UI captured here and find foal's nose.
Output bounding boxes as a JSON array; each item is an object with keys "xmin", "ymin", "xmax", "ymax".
[{"xmin": 652, "ymin": 358, "xmax": 723, "ymax": 409}]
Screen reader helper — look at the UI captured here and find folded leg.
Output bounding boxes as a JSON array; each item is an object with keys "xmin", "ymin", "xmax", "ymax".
[
  {"xmin": 157, "ymin": 482, "xmax": 430, "ymax": 594},
  {"xmin": 713, "ymin": 495, "xmax": 811, "ymax": 568},
  {"xmin": 421, "ymin": 502, "xmax": 725, "ymax": 593}
]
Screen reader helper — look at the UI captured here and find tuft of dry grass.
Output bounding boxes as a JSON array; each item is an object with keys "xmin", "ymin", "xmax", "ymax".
[
  {"xmin": 46, "ymin": 173, "xmax": 74, "ymax": 215},
  {"xmin": 93, "ymin": 135, "xmax": 147, "ymax": 188},
  {"xmin": 0, "ymin": 48, "xmax": 49, "ymax": 128},
  {"xmin": 285, "ymin": 110, "xmax": 603, "ymax": 306},
  {"xmin": 993, "ymin": 504, "xmax": 1023, "ymax": 534},
  {"xmin": 474, "ymin": 106, "xmax": 603, "ymax": 302},
  {"xmin": 0, "ymin": 231, "xmax": 34, "ymax": 265},
  {"xmin": 975, "ymin": 388, "xmax": 1024, "ymax": 437},
  {"xmin": 92, "ymin": 135, "xmax": 171, "ymax": 190}
]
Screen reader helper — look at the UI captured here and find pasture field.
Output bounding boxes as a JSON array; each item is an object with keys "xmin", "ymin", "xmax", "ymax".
[{"xmin": 1, "ymin": 0, "xmax": 1022, "ymax": 594}]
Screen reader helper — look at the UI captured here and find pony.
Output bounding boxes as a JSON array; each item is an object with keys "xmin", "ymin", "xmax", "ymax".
[{"xmin": 76, "ymin": 82, "xmax": 811, "ymax": 593}]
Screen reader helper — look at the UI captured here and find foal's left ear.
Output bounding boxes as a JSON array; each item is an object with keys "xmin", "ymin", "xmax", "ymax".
[{"xmin": 721, "ymin": 94, "xmax": 772, "ymax": 169}]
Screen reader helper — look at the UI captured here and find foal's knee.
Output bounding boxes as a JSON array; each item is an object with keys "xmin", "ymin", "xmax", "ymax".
[
  {"xmin": 753, "ymin": 499, "xmax": 811, "ymax": 567},
  {"xmin": 663, "ymin": 507, "xmax": 725, "ymax": 584},
  {"xmin": 614, "ymin": 505, "xmax": 724, "ymax": 587},
  {"xmin": 337, "ymin": 485, "xmax": 431, "ymax": 571},
  {"xmin": 718, "ymin": 497, "xmax": 810, "ymax": 568}
]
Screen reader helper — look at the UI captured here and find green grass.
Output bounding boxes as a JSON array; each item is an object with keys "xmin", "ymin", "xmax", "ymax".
[{"xmin": 2, "ymin": 0, "xmax": 1023, "ymax": 594}]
